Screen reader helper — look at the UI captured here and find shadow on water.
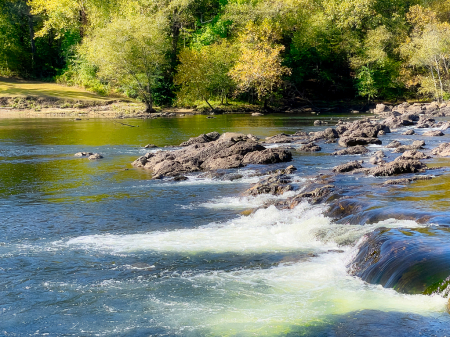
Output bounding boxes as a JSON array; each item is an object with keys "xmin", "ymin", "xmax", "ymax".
[{"xmin": 284, "ymin": 310, "xmax": 450, "ymax": 337}]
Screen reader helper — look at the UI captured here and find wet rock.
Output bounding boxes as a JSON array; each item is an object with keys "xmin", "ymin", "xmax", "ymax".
[
  {"xmin": 423, "ymin": 130, "xmax": 444, "ymax": 136},
  {"xmin": 396, "ymin": 150, "xmax": 430, "ymax": 160},
  {"xmin": 264, "ymin": 133, "xmax": 307, "ymax": 144},
  {"xmin": 383, "ymin": 175, "xmax": 433, "ymax": 185},
  {"xmin": 378, "ymin": 130, "xmax": 386, "ymax": 136},
  {"xmin": 332, "ymin": 161, "xmax": 363, "ymax": 173},
  {"xmin": 431, "ymin": 143, "xmax": 450, "ymax": 156},
  {"xmin": 144, "ymin": 144, "xmax": 158, "ymax": 149},
  {"xmin": 382, "ymin": 116, "xmax": 414, "ymax": 129},
  {"xmin": 392, "ymin": 140, "xmax": 425, "ymax": 153},
  {"xmin": 374, "ymin": 103, "xmax": 390, "ymax": 114},
  {"xmin": 331, "ymin": 145, "xmax": 368, "ymax": 156},
  {"xmin": 74, "ymin": 152, "xmax": 93, "ymax": 157},
  {"xmin": 386, "ymin": 140, "xmax": 401, "ymax": 148},
  {"xmin": 369, "ymin": 150, "xmax": 386, "ymax": 164},
  {"xmin": 350, "ymin": 227, "xmax": 450, "ymax": 294},
  {"xmin": 173, "ymin": 175, "xmax": 188, "ymax": 181},
  {"xmin": 416, "ymin": 117, "xmax": 436, "ymax": 128},
  {"xmin": 88, "ymin": 153, "xmax": 103, "ymax": 160},
  {"xmin": 289, "ymin": 185, "xmax": 335, "ymax": 207},
  {"xmin": 314, "ymin": 120, "xmax": 323, "ymax": 126},
  {"xmin": 368, "ymin": 160, "xmax": 427, "ymax": 176},
  {"xmin": 297, "ymin": 142, "xmax": 321, "ymax": 152},
  {"xmin": 244, "ymin": 174, "xmax": 293, "ymax": 196},
  {"xmin": 338, "ymin": 137, "xmax": 382, "ymax": 147},
  {"xmin": 440, "ymin": 122, "xmax": 450, "ymax": 131},
  {"xmin": 294, "ymin": 130, "xmax": 308, "ymax": 137},
  {"xmin": 402, "ymin": 130, "xmax": 415, "ymax": 135}
]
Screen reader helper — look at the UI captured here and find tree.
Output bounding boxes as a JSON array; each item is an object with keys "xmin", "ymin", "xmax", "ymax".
[
  {"xmin": 229, "ymin": 19, "xmax": 291, "ymax": 107},
  {"xmin": 81, "ymin": 14, "xmax": 169, "ymax": 112},
  {"xmin": 174, "ymin": 40, "xmax": 237, "ymax": 108}
]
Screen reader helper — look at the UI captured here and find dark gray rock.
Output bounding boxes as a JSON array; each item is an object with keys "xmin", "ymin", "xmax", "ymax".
[
  {"xmin": 338, "ymin": 137, "xmax": 382, "ymax": 147},
  {"xmin": 332, "ymin": 161, "xmax": 363, "ymax": 173},
  {"xmin": 331, "ymin": 145, "xmax": 368, "ymax": 156},
  {"xmin": 88, "ymin": 153, "xmax": 103, "ymax": 160}
]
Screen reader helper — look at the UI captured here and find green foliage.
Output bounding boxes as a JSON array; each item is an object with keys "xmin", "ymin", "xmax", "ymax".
[{"xmin": 81, "ymin": 14, "xmax": 170, "ymax": 111}]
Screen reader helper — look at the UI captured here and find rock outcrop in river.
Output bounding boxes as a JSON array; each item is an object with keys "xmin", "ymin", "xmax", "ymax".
[{"xmin": 132, "ymin": 132, "xmax": 292, "ymax": 177}]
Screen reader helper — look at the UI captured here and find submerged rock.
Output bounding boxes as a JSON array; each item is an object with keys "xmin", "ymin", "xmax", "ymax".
[
  {"xmin": 350, "ymin": 227, "xmax": 450, "ymax": 294},
  {"xmin": 88, "ymin": 153, "xmax": 103, "ymax": 160},
  {"xmin": 74, "ymin": 152, "xmax": 93, "ymax": 157},
  {"xmin": 383, "ymin": 175, "xmax": 433, "ymax": 185}
]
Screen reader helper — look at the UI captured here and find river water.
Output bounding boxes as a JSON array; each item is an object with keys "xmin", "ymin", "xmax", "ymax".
[{"xmin": 1, "ymin": 114, "xmax": 450, "ymax": 336}]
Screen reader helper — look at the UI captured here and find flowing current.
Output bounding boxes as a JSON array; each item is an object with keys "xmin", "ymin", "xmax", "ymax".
[{"xmin": 1, "ymin": 115, "xmax": 450, "ymax": 336}]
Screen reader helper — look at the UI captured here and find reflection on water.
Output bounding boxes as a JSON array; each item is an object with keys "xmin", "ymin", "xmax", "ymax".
[{"xmin": 1, "ymin": 114, "xmax": 450, "ymax": 336}]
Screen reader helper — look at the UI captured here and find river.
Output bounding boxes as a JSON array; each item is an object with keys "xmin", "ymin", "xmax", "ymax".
[{"xmin": 1, "ymin": 114, "xmax": 450, "ymax": 336}]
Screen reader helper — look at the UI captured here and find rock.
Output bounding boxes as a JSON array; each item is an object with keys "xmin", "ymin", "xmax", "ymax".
[
  {"xmin": 391, "ymin": 140, "xmax": 425, "ymax": 153},
  {"xmin": 332, "ymin": 161, "xmax": 363, "ymax": 173},
  {"xmin": 383, "ymin": 175, "xmax": 433, "ymax": 185},
  {"xmin": 369, "ymin": 150, "xmax": 386, "ymax": 164},
  {"xmin": 382, "ymin": 116, "xmax": 414, "ymax": 129},
  {"xmin": 423, "ymin": 130, "xmax": 444, "ymax": 136},
  {"xmin": 173, "ymin": 175, "xmax": 188, "ymax": 181},
  {"xmin": 431, "ymin": 143, "xmax": 450, "ymax": 156},
  {"xmin": 412, "ymin": 140, "xmax": 426, "ymax": 148},
  {"xmin": 402, "ymin": 130, "xmax": 415, "ymax": 135},
  {"xmin": 338, "ymin": 137, "xmax": 382, "ymax": 147},
  {"xmin": 417, "ymin": 117, "xmax": 436, "ymax": 128},
  {"xmin": 252, "ymin": 112, "xmax": 264, "ymax": 116},
  {"xmin": 244, "ymin": 174, "xmax": 293, "ymax": 196},
  {"xmin": 265, "ymin": 133, "xmax": 307, "ymax": 144},
  {"xmin": 284, "ymin": 165, "xmax": 297, "ymax": 174},
  {"xmin": 368, "ymin": 160, "xmax": 427, "ymax": 176},
  {"xmin": 378, "ymin": 130, "xmax": 386, "ymax": 136},
  {"xmin": 314, "ymin": 120, "xmax": 323, "ymax": 126},
  {"xmin": 396, "ymin": 150, "xmax": 431, "ymax": 160},
  {"xmin": 135, "ymin": 133, "xmax": 292, "ymax": 177},
  {"xmin": 246, "ymin": 134, "xmax": 259, "ymax": 142},
  {"xmin": 74, "ymin": 152, "xmax": 93, "ymax": 157},
  {"xmin": 289, "ymin": 185, "xmax": 335, "ymax": 207},
  {"xmin": 298, "ymin": 142, "xmax": 321, "ymax": 152},
  {"xmin": 374, "ymin": 104, "xmax": 390, "ymax": 114},
  {"xmin": 144, "ymin": 144, "xmax": 158, "ymax": 149},
  {"xmin": 206, "ymin": 131, "xmax": 221, "ymax": 141},
  {"xmin": 88, "ymin": 153, "xmax": 103, "ymax": 160},
  {"xmin": 242, "ymin": 148, "xmax": 292, "ymax": 165},
  {"xmin": 219, "ymin": 132, "xmax": 248, "ymax": 142},
  {"xmin": 331, "ymin": 145, "xmax": 368, "ymax": 156},
  {"xmin": 180, "ymin": 133, "xmax": 220, "ymax": 146},
  {"xmin": 386, "ymin": 140, "xmax": 402, "ymax": 148},
  {"xmin": 294, "ymin": 130, "xmax": 308, "ymax": 137},
  {"xmin": 311, "ymin": 128, "xmax": 339, "ymax": 140}
]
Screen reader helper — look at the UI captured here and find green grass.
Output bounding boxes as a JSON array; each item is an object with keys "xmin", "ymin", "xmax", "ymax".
[{"xmin": 0, "ymin": 77, "xmax": 111, "ymax": 101}]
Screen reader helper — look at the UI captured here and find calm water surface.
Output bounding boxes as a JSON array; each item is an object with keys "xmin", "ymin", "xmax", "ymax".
[{"xmin": 1, "ymin": 114, "xmax": 450, "ymax": 336}]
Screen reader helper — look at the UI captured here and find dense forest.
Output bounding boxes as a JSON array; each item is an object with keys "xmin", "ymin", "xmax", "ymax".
[{"xmin": 1, "ymin": 0, "xmax": 450, "ymax": 110}]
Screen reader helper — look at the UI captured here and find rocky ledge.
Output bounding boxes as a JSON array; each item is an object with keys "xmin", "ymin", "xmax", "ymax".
[{"xmin": 132, "ymin": 132, "xmax": 292, "ymax": 178}]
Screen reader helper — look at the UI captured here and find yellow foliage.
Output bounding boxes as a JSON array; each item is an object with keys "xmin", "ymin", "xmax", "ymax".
[{"xmin": 229, "ymin": 20, "xmax": 291, "ymax": 101}]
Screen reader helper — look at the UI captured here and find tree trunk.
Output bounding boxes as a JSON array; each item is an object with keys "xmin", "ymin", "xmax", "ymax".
[
  {"xmin": 169, "ymin": 9, "xmax": 180, "ymax": 76},
  {"xmin": 27, "ymin": 14, "xmax": 36, "ymax": 73},
  {"xmin": 79, "ymin": 9, "xmax": 88, "ymax": 39},
  {"xmin": 144, "ymin": 100, "xmax": 155, "ymax": 113}
]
